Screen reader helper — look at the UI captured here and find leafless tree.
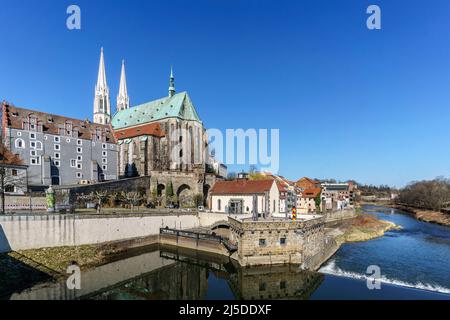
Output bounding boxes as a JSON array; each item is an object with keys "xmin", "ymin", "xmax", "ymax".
[
  {"xmin": 89, "ymin": 190, "xmax": 109, "ymax": 213},
  {"xmin": 120, "ymin": 191, "xmax": 144, "ymax": 212}
]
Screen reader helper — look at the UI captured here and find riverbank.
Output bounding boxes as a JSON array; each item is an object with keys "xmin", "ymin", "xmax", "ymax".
[
  {"xmin": 361, "ymin": 201, "xmax": 450, "ymax": 228},
  {"xmin": 0, "ymin": 213, "xmax": 399, "ymax": 298},
  {"xmin": 332, "ymin": 214, "xmax": 401, "ymax": 245}
]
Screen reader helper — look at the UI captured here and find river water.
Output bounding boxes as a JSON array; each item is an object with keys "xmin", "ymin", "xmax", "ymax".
[{"xmin": 6, "ymin": 205, "xmax": 450, "ymax": 300}]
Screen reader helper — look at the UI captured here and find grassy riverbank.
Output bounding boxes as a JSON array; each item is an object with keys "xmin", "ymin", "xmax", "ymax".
[
  {"xmin": 333, "ymin": 214, "xmax": 401, "ymax": 245},
  {"xmin": 360, "ymin": 201, "xmax": 450, "ymax": 228}
]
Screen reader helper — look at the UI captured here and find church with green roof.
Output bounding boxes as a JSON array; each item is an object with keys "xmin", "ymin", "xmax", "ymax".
[{"xmin": 91, "ymin": 48, "xmax": 218, "ymax": 207}]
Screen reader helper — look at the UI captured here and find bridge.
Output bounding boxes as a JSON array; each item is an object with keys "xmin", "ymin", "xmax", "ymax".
[{"xmin": 160, "ymin": 228, "xmax": 237, "ymax": 254}]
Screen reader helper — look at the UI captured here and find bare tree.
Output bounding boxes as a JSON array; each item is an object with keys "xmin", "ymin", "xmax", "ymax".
[
  {"xmin": 89, "ymin": 190, "xmax": 109, "ymax": 213},
  {"xmin": 120, "ymin": 191, "xmax": 144, "ymax": 212},
  {"xmin": 0, "ymin": 143, "xmax": 25, "ymax": 214}
]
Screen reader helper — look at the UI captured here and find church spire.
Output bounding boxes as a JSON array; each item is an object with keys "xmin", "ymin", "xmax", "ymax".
[
  {"xmin": 168, "ymin": 66, "xmax": 176, "ymax": 97},
  {"xmin": 93, "ymin": 47, "xmax": 111, "ymax": 124},
  {"xmin": 117, "ymin": 59, "xmax": 130, "ymax": 111}
]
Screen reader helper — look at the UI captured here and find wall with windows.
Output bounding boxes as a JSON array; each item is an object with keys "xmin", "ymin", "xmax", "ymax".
[{"xmin": 6, "ymin": 128, "xmax": 118, "ymax": 187}]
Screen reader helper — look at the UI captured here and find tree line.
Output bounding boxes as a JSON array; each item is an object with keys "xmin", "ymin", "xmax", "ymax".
[{"xmin": 397, "ymin": 178, "xmax": 450, "ymax": 211}]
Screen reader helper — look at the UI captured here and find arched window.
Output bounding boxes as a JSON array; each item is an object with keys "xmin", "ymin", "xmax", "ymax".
[{"xmin": 15, "ymin": 138, "xmax": 25, "ymax": 149}]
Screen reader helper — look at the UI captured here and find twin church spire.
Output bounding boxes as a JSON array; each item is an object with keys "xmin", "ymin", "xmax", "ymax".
[{"xmin": 93, "ymin": 48, "xmax": 176, "ymax": 124}]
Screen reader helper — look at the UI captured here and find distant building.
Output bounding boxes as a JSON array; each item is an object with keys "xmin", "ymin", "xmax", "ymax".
[
  {"xmin": 295, "ymin": 177, "xmax": 321, "ymax": 191},
  {"xmin": 2, "ymin": 102, "xmax": 118, "ymax": 188},
  {"xmin": 210, "ymin": 179, "xmax": 280, "ymax": 217},
  {"xmin": 321, "ymin": 183, "xmax": 353, "ymax": 210},
  {"xmin": 297, "ymin": 188, "xmax": 321, "ymax": 214}
]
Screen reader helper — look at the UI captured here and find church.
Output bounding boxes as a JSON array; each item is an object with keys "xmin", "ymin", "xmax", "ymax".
[{"xmin": 93, "ymin": 48, "xmax": 219, "ymax": 206}]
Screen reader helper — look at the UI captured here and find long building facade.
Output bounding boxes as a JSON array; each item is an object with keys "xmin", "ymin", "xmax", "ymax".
[{"xmin": 1, "ymin": 103, "xmax": 118, "ymax": 188}]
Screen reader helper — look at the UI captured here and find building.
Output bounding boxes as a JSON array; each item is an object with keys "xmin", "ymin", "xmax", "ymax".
[
  {"xmin": 228, "ymin": 215, "xmax": 326, "ymax": 267},
  {"xmin": 297, "ymin": 188, "xmax": 321, "ymax": 214},
  {"xmin": 210, "ymin": 179, "xmax": 280, "ymax": 217},
  {"xmin": 2, "ymin": 102, "xmax": 118, "ymax": 188},
  {"xmin": 0, "ymin": 146, "xmax": 28, "ymax": 195},
  {"xmin": 97, "ymin": 49, "xmax": 219, "ymax": 206},
  {"xmin": 321, "ymin": 183, "xmax": 353, "ymax": 210},
  {"xmin": 295, "ymin": 177, "xmax": 321, "ymax": 191}
]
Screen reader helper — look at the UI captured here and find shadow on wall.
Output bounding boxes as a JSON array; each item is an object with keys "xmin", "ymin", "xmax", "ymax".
[
  {"xmin": 0, "ymin": 224, "xmax": 11, "ymax": 253},
  {"xmin": 0, "ymin": 224, "xmax": 53, "ymax": 300}
]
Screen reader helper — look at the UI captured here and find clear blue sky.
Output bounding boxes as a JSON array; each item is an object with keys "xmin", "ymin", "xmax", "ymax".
[{"xmin": 1, "ymin": 0, "xmax": 450, "ymax": 188}]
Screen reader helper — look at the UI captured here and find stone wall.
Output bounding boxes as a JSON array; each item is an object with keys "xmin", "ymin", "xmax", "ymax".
[
  {"xmin": 2, "ymin": 196, "xmax": 47, "ymax": 212},
  {"xmin": 228, "ymin": 217, "xmax": 325, "ymax": 267},
  {"xmin": 0, "ymin": 212, "xmax": 229, "ymax": 253},
  {"xmin": 324, "ymin": 208, "xmax": 357, "ymax": 224}
]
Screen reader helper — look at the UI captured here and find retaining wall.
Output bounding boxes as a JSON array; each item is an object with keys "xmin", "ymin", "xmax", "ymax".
[{"xmin": 0, "ymin": 212, "xmax": 230, "ymax": 253}]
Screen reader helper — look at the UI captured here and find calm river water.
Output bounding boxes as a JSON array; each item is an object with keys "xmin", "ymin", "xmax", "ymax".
[{"xmin": 7, "ymin": 205, "xmax": 450, "ymax": 300}]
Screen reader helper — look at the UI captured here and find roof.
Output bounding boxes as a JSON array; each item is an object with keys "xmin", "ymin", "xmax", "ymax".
[
  {"xmin": 296, "ymin": 177, "xmax": 320, "ymax": 184},
  {"xmin": 2, "ymin": 103, "xmax": 116, "ymax": 143},
  {"xmin": 302, "ymin": 188, "xmax": 321, "ymax": 199},
  {"xmin": 210, "ymin": 180, "xmax": 275, "ymax": 195},
  {"xmin": 114, "ymin": 122, "xmax": 165, "ymax": 140},
  {"xmin": 111, "ymin": 92, "xmax": 202, "ymax": 130}
]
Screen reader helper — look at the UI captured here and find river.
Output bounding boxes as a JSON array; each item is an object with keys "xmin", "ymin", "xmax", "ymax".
[{"xmin": 6, "ymin": 205, "xmax": 450, "ymax": 300}]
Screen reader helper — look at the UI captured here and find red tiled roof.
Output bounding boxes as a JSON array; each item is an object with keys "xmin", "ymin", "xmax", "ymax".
[
  {"xmin": 114, "ymin": 122, "xmax": 165, "ymax": 140},
  {"xmin": 302, "ymin": 187, "xmax": 321, "ymax": 199},
  {"xmin": 2, "ymin": 102, "xmax": 116, "ymax": 143},
  {"xmin": 210, "ymin": 180, "xmax": 275, "ymax": 195}
]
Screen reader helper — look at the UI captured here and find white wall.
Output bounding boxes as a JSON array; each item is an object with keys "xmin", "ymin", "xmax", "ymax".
[{"xmin": 0, "ymin": 212, "xmax": 229, "ymax": 253}]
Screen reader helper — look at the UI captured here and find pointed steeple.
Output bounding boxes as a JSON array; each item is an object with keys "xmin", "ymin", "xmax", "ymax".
[
  {"xmin": 117, "ymin": 59, "xmax": 130, "ymax": 111},
  {"xmin": 93, "ymin": 47, "xmax": 111, "ymax": 124},
  {"xmin": 168, "ymin": 66, "xmax": 176, "ymax": 97},
  {"xmin": 96, "ymin": 47, "xmax": 108, "ymax": 90}
]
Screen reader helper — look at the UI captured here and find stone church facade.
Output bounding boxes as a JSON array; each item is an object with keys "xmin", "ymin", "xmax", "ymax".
[{"xmin": 92, "ymin": 50, "xmax": 218, "ymax": 206}]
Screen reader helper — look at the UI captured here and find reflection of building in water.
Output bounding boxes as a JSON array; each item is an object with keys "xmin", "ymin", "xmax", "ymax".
[
  {"xmin": 228, "ymin": 265, "xmax": 324, "ymax": 300},
  {"xmin": 91, "ymin": 262, "xmax": 208, "ymax": 300},
  {"xmin": 87, "ymin": 248, "xmax": 323, "ymax": 300}
]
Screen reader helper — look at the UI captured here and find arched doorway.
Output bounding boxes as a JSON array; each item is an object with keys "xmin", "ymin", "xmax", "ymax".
[{"xmin": 177, "ymin": 184, "xmax": 192, "ymax": 208}]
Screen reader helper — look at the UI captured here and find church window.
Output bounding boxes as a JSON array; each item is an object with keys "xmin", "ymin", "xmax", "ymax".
[
  {"xmin": 30, "ymin": 150, "xmax": 37, "ymax": 157},
  {"xmin": 54, "ymin": 144, "xmax": 60, "ymax": 151},
  {"xmin": 77, "ymin": 147, "xmax": 82, "ymax": 153},
  {"xmin": 70, "ymin": 159, "xmax": 76, "ymax": 168},
  {"xmin": 77, "ymin": 139, "xmax": 82, "ymax": 146},
  {"xmin": 179, "ymin": 149, "xmax": 183, "ymax": 158},
  {"xmin": 29, "ymin": 132, "xmax": 36, "ymax": 139},
  {"xmin": 76, "ymin": 172, "xmax": 82, "ymax": 179},
  {"xmin": 54, "ymin": 136, "xmax": 60, "ymax": 143},
  {"xmin": 55, "ymin": 153, "xmax": 60, "ymax": 159}
]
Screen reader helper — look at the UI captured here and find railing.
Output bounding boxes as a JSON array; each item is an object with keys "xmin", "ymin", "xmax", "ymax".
[{"xmin": 160, "ymin": 228, "xmax": 238, "ymax": 253}]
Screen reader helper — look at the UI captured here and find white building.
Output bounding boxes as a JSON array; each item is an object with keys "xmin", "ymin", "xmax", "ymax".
[{"xmin": 210, "ymin": 179, "xmax": 280, "ymax": 218}]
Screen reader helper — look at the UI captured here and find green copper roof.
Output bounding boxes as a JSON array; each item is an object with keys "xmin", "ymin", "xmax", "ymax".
[{"xmin": 111, "ymin": 92, "xmax": 202, "ymax": 130}]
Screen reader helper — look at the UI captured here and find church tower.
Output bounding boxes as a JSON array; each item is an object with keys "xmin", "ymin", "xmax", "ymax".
[
  {"xmin": 168, "ymin": 66, "xmax": 176, "ymax": 97},
  {"xmin": 117, "ymin": 60, "xmax": 130, "ymax": 112},
  {"xmin": 93, "ymin": 47, "xmax": 111, "ymax": 124}
]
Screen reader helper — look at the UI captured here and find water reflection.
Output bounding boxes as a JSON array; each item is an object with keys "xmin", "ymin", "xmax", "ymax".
[{"xmin": 87, "ymin": 246, "xmax": 323, "ymax": 300}]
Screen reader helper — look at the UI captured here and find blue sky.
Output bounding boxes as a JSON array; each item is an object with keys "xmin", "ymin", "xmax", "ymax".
[{"xmin": 1, "ymin": 0, "xmax": 450, "ymax": 187}]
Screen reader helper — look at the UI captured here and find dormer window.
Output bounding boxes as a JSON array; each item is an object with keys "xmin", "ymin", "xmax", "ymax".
[{"xmin": 48, "ymin": 118, "xmax": 54, "ymax": 123}]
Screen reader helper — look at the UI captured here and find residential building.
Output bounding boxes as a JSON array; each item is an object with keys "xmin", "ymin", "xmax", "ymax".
[
  {"xmin": 321, "ymin": 183, "xmax": 353, "ymax": 210},
  {"xmin": 295, "ymin": 177, "xmax": 321, "ymax": 191},
  {"xmin": 2, "ymin": 102, "xmax": 118, "ymax": 188},
  {"xmin": 297, "ymin": 188, "xmax": 321, "ymax": 214},
  {"xmin": 210, "ymin": 179, "xmax": 280, "ymax": 217}
]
